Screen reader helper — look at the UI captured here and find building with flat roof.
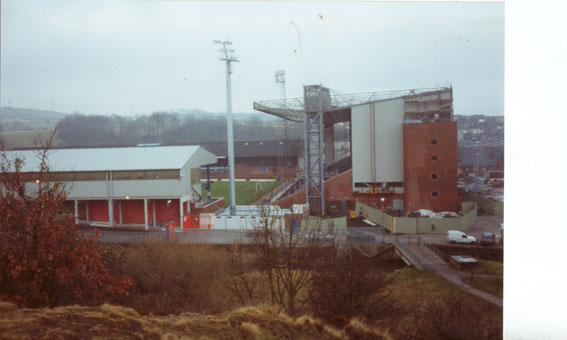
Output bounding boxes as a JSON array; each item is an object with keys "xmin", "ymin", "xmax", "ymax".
[{"xmin": 6, "ymin": 145, "xmax": 217, "ymax": 229}]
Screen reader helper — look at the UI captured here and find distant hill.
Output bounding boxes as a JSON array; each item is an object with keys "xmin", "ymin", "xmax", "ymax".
[
  {"xmin": 171, "ymin": 108, "xmax": 278, "ymax": 121},
  {"xmin": 0, "ymin": 106, "xmax": 66, "ymax": 124}
]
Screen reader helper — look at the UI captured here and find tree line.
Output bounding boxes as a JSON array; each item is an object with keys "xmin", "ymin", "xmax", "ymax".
[{"xmin": 55, "ymin": 112, "xmax": 302, "ymax": 146}]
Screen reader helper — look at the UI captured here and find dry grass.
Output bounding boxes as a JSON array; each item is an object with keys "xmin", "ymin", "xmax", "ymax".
[
  {"xmin": 102, "ymin": 243, "xmax": 501, "ymax": 338},
  {"xmin": 0, "ymin": 302, "xmax": 390, "ymax": 339},
  {"xmin": 381, "ymin": 268, "xmax": 502, "ymax": 339},
  {"xmin": 1, "ymin": 130, "xmax": 63, "ymax": 148},
  {"xmin": 107, "ymin": 243, "xmax": 242, "ymax": 315}
]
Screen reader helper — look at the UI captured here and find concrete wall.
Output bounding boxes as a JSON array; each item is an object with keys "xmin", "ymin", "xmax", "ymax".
[
  {"xmin": 212, "ymin": 214, "xmax": 273, "ymax": 230},
  {"xmin": 416, "ymin": 217, "xmax": 459, "ymax": 234},
  {"xmin": 356, "ymin": 201, "xmax": 477, "ymax": 234},
  {"xmin": 357, "ymin": 202, "xmax": 393, "ymax": 232},
  {"xmin": 301, "ymin": 216, "xmax": 347, "ymax": 233},
  {"xmin": 393, "ymin": 218, "xmax": 417, "ymax": 234},
  {"xmin": 351, "ymin": 98, "xmax": 405, "ymax": 186}
]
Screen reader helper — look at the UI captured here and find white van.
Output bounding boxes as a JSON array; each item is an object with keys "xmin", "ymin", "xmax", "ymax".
[{"xmin": 447, "ymin": 230, "xmax": 477, "ymax": 245}]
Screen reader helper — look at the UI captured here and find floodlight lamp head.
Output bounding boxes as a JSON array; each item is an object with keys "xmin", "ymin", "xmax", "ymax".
[{"xmin": 275, "ymin": 70, "xmax": 285, "ymax": 84}]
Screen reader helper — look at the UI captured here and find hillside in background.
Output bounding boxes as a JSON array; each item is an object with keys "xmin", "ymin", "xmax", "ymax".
[
  {"xmin": 0, "ymin": 106, "xmax": 66, "ymax": 126},
  {"xmin": 0, "ymin": 106, "xmax": 294, "ymax": 149},
  {"xmin": 455, "ymin": 114, "xmax": 504, "ymax": 147},
  {"xmin": 1, "ymin": 106, "xmax": 504, "ymax": 150}
]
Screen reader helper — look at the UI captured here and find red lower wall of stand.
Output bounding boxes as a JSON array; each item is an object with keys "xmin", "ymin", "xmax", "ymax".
[{"xmin": 73, "ymin": 198, "xmax": 185, "ymax": 227}]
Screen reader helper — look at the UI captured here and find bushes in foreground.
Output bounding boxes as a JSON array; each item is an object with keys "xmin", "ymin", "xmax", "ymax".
[
  {"xmin": 0, "ymin": 302, "xmax": 392, "ymax": 340},
  {"xmin": 106, "ymin": 243, "xmax": 502, "ymax": 339}
]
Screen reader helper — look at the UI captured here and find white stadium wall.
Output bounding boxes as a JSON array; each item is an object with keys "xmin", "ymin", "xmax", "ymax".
[{"xmin": 351, "ymin": 98, "xmax": 405, "ymax": 187}]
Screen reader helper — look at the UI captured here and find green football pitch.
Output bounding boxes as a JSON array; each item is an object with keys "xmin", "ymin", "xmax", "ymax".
[{"xmin": 202, "ymin": 181, "xmax": 281, "ymax": 206}]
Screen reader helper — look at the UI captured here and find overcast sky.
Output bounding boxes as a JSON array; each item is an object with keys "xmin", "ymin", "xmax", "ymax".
[{"xmin": 0, "ymin": 1, "xmax": 504, "ymax": 116}]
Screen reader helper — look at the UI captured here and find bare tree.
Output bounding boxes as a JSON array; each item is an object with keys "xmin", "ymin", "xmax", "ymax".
[
  {"xmin": 249, "ymin": 206, "xmax": 338, "ymax": 315},
  {"xmin": 309, "ymin": 252, "xmax": 403, "ymax": 328}
]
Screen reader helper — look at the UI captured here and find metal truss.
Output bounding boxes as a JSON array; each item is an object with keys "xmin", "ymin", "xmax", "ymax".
[
  {"xmin": 253, "ymin": 85, "xmax": 452, "ymax": 216},
  {"xmin": 253, "ymin": 86, "xmax": 449, "ymax": 122},
  {"xmin": 303, "ymin": 85, "xmax": 327, "ymax": 215}
]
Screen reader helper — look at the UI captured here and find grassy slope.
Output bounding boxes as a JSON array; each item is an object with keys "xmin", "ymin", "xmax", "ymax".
[
  {"xmin": 204, "ymin": 181, "xmax": 281, "ymax": 206},
  {"xmin": 383, "ymin": 268, "xmax": 502, "ymax": 336},
  {"xmin": 459, "ymin": 259, "xmax": 503, "ymax": 299},
  {"xmin": 1, "ymin": 130, "xmax": 64, "ymax": 149},
  {"xmin": 0, "ymin": 106, "xmax": 66, "ymax": 123},
  {"xmin": 463, "ymin": 276, "xmax": 503, "ymax": 299},
  {"xmin": 1, "ymin": 107, "xmax": 66, "ymax": 148},
  {"xmin": 0, "ymin": 302, "xmax": 390, "ymax": 340},
  {"xmin": 464, "ymin": 259, "xmax": 503, "ymax": 276}
]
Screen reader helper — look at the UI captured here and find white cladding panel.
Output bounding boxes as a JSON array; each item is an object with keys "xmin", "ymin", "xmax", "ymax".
[
  {"xmin": 351, "ymin": 98, "xmax": 404, "ymax": 184},
  {"xmin": 59, "ymin": 179, "xmax": 186, "ymax": 199}
]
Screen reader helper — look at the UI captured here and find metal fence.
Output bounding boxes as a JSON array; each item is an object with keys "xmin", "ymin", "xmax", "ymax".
[
  {"xmin": 393, "ymin": 238, "xmax": 423, "ymax": 269},
  {"xmin": 418, "ymin": 238, "xmax": 450, "ymax": 263},
  {"xmin": 86, "ymin": 226, "xmax": 386, "ymax": 245}
]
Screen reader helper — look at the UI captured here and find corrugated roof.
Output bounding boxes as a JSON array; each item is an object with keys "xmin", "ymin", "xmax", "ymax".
[
  {"xmin": 200, "ymin": 140, "xmax": 302, "ymax": 158},
  {"xmin": 6, "ymin": 145, "xmax": 216, "ymax": 172}
]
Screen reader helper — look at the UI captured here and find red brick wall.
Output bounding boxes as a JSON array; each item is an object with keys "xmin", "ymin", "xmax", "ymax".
[
  {"xmin": 274, "ymin": 169, "xmax": 404, "ymax": 212},
  {"xmin": 403, "ymin": 121, "xmax": 458, "ymax": 212}
]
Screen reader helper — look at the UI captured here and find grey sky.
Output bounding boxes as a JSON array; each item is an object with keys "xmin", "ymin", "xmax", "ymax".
[{"xmin": 0, "ymin": 1, "xmax": 504, "ymax": 116}]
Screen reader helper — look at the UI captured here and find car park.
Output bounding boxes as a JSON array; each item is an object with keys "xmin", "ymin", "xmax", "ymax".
[{"xmin": 480, "ymin": 232, "xmax": 497, "ymax": 245}]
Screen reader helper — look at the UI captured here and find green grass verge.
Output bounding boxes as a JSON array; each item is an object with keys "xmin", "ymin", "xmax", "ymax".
[
  {"xmin": 203, "ymin": 181, "xmax": 281, "ymax": 206},
  {"xmin": 459, "ymin": 259, "xmax": 503, "ymax": 276},
  {"xmin": 462, "ymin": 276, "xmax": 503, "ymax": 299}
]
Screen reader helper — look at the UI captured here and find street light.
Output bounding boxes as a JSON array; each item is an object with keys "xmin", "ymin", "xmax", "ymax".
[{"xmin": 476, "ymin": 152, "xmax": 480, "ymax": 177}]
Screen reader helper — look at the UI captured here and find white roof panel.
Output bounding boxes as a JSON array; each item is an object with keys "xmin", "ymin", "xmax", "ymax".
[{"xmin": 7, "ymin": 145, "xmax": 217, "ymax": 172}]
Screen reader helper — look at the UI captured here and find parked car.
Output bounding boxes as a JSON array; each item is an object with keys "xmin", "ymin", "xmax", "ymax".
[
  {"xmin": 447, "ymin": 230, "xmax": 477, "ymax": 245},
  {"xmin": 346, "ymin": 230, "xmax": 376, "ymax": 242},
  {"xmin": 480, "ymin": 232, "xmax": 497, "ymax": 246}
]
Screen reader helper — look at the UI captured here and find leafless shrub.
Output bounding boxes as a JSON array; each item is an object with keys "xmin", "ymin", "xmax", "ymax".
[
  {"xmin": 249, "ymin": 206, "xmax": 338, "ymax": 315},
  {"xmin": 109, "ymin": 243, "xmax": 237, "ymax": 315},
  {"xmin": 395, "ymin": 292, "xmax": 501, "ymax": 340},
  {"xmin": 309, "ymin": 251, "xmax": 404, "ymax": 328}
]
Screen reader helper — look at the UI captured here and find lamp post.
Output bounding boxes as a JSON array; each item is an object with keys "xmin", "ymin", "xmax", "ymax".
[
  {"xmin": 476, "ymin": 152, "xmax": 480, "ymax": 177},
  {"xmin": 214, "ymin": 40, "xmax": 239, "ymax": 215}
]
